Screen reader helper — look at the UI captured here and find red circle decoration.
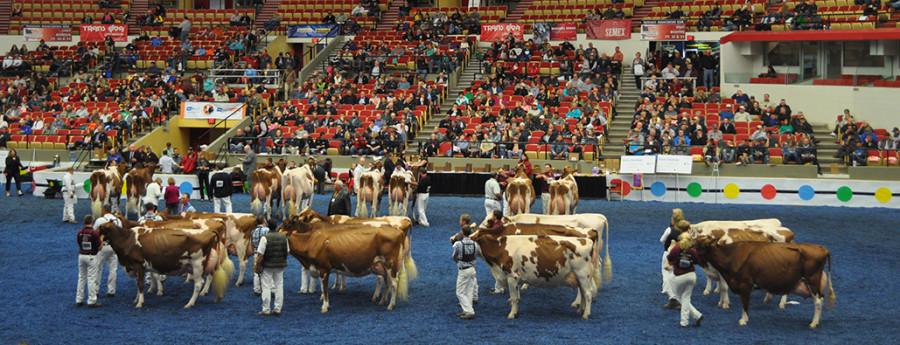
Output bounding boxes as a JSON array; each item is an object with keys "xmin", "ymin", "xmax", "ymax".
[
  {"xmin": 610, "ymin": 179, "xmax": 632, "ymax": 197},
  {"xmin": 621, "ymin": 181, "xmax": 632, "ymax": 196},
  {"xmin": 760, "ymin": 184, "xmax": 777, "ymax": 200}
]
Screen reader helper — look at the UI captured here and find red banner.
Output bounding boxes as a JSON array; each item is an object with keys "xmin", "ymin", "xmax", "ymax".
[
  {"xmin": 23, "ymin": 25, "xmax": 73, "ymax": 42},
  {"xmin": 79, "ymin": 24, "xmax": 128, "ymax": 42},
  {"xmin": 480, "ymin": 23, "xmax": 524, "ymax": 42},
  {"xmin": 549, "ymin": 22, "xmax": 577, "ymax": 41},
  {"xmin": 640, "ymin": 20, "xmax": 686, "ymax": 41},
  {"xmin": 586, "ymin": 20, "xmax": 632, "ymax": 40}
]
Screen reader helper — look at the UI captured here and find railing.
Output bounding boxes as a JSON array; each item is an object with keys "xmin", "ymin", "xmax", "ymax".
[
  {"xmin": 638, "ymin": 76, "xmax": 697, "ymax": 90},
  {"xmin": 297, "ymin": 35, "xmax": 345, "ymax": 84},
  {"xmin": 209, "ymin": 68, "xmax": 282, "ymax": 87}
]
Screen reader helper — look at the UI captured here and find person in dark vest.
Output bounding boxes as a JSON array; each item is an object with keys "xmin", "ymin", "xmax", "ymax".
[
  {"xmin": 328, "ymin": 180, "xmax": 351, "ymax": 216},
  {"xmin": 76, "ymin": 215, "xmax": 102, "ymax": 307},
  {"xmin": 255, "ymin": 229, "xmax": 289, "ymax": 316},
  {"xmin": 413, "ymin": 168, "xmax": 431, "ymax": 227},
  {"xmin": 452, "ymin": 214, "xmax": 481, "ymax": 320},
  {"xmin": 195, "ymin": 153, "xmax": 211, "ymax": 200},
  {"xmin": 210, "ymin": 164, "xmax": 233, "ymax": 213}
]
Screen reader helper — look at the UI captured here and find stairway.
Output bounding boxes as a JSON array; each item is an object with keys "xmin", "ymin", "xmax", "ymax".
[
  {"xmin": 811, "ymin": 124, "xmax": 844, "ymax": 167},
  {"xmin": 405, "ymin": 52, "xmax": 482, "ymax": 154},
  {"xmin": 0, "ymin": 0, "xmax": 11, "ymax": 34},
  {"xmin": 504, "ymin": 0, "xmax": 533, "ymax": 23},
  {"xmin": 603, "ymin": 79, "xmax": 640, "ymax": 158},
  {"xmin": 375, "ymin": 0, "xmax": 406, "ymax": 31},
  {"xmin": 253, "ymin": 0, "xmax": 282, "ymax": 31},
  {"xmin": 631, "ymin": 0, "xmax": 660, "ymax": 33},
  {"xmin": 128, "ymin": 0, "xmax": 150, "ymax": 35}
]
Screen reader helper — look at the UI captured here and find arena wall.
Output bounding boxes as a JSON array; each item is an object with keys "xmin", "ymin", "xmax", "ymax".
[{"xmin": 32, "ymin": 169, "xmax": 202, "ymax": 199}]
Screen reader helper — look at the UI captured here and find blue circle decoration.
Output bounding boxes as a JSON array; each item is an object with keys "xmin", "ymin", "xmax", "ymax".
[
  {"xmin": 798, "ymin": 185, "xmax": 815, "ymax": 201},
  {"xmin": 650, "ymin": 182, "xmax": 667, "ymax": 197},
  {"xmin": 179, "ymin": 182, "xmax": 194, "ymax": 196}
]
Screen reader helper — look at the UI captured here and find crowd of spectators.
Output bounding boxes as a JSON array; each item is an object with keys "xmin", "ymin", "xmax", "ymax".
[
  {"xmin": 415, "ymin": 37, "xmax": 618, "ymax": 161},
  {"xmin": 832, "ymin": 110, "xmax": 900, "ymax": 166},
  {"xmin": 396, "ymin": 8, "xmax": 483, "ymax": 36},
  {"xmin": 585, "ymin": 7, "xmax": 627, "ymax": 20},
  {"xmin": 756, "ymin": 0, "xmax": 825, "ymax": 31}
]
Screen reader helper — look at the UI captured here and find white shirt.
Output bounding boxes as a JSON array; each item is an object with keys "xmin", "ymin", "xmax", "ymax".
[
  {"xmin": 144, "ymin": 182, "xmax": 163, "ymax": 205},
  {"xmin": 159, "ymin": 155, "xmax": 175, "ymax": 173},
  {"xmin": 32, "ymin": 120, "xmax": 44, "ymax": 131},
  {"xmin": 2, "ymin": 57, "xmax": 13, "ymax": 69},
  {"xmin": 484, "ymin": 178, "xmax": 501, "ymax": 200},
  {"xmin": 353, "ymin": 165, "xmax": 366, "ymax": 192},
  {"xmin": 63, "ymin": 172, "xmax": 76, "ymax": 194},
  {"xmin": 93, "ymin": 213, "xmax": 122, "ymax": 229},
  {"xmin": 255, "ymin": 235, "xmax": 289, "ymax": 257}
]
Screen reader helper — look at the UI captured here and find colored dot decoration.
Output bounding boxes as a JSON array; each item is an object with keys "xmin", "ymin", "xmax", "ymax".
[
  {"xmin": 798, "ymin": 185, "xmax": 815, "ymax": 200},
  {"xmin": 121, "ymin": 180, "xmax": 128, "ymax": 195},
  {"xmin": 686, "ymin": 182, "xmax": 702, "ymax": 197},
  {"xmin": 760, "ymin": 184, "xmax": 777, "ymax": 200},
  {"xmin": 836, "ymin": 186, "xmax": 853, "ymax": 202},
  {"xmin": 874, "ymin": 187, "xmax": 892, "ymax": 204},
  {"xmin": 179, "ymin": 182, "xmax": 194, "ymax": 195},
  {"xmin": 650, "ymin": 182, "xmax": 667, "ymax": 197},
  {"xmin": 83, "ymin": 179, "xmax": 91, "ymax": 193},
  {"xmin": 723, "ymin": 183, "xmax": 740, "ymax": 199}
]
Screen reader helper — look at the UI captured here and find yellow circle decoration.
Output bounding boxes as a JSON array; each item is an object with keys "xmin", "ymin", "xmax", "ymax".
[
  {"xmin": 723, "ymin": 183, "xmax": 740, "ymax": 199},
  {"xmin": 874, "ymin": 187, "xmax": 892, "ymax": 204}
]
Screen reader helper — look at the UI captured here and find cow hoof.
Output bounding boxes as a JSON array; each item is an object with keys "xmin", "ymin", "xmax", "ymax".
[
  {"xmin": 387, "ymin": 305, "xmax": 395, "ymax": 311},
  {"xmin": 320, "ymin": 307, "xmax": 329, "ymax": 313},
  {"xmin": 778, "ymin": 303, "xmax": 786, "ymax": 310},
  {"xmin": 156, "ymin": 291, "xmax": 164, "ymax": 297},
  {"xmin": 507, "ymin": 313, "xmax": 516, "ymax": 320},
  {"xmin": 582, "ymin": 315, "xmax": 590, "ymax": 320},
  {"xmin": 809, "ymin": 322, "xmax": 818, "ymax": 329},
  {"xmin": 184, "ymin": 304, "xmax": 194, "ymax": 309},
  {"xmin": 703, "ymin": 289, "xmax": 712, "ymax": 296},
  {"xmin": 738, "ymin": 319, "xmax": 747, "ymax": 326},
  {"xmin": 570, "ymin": 302, "xmax": 580, "ymax": 309}
]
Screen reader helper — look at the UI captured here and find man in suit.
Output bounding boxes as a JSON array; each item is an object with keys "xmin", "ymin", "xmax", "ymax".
[{"xmin": 327, "ymin": 180, "xmax": 351, "ymax": 216}]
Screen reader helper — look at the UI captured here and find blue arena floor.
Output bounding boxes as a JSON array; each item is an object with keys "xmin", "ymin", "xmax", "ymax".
[{"xmin": 0, "ymin": 192, "xmax": 897, "ymax": 344}]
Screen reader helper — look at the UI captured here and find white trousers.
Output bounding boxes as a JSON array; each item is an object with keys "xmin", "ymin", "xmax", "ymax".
[
  {"xmin": 214, "ymin": 196, "xmax": 233, "ymax": 213},
  {"xmin": 661, "ymin": 251, "xmax": 676, "ymax": 300},
  {"xmin": 76, "ymin": 254, "xmax": 99, "ymax": 304},
  {"xmin": 484, "ymin": 199, "xmax": 501, "ymax": 219},
  {"xmin": 671, "ymin": 271, "xmax": 702, "ymax": 326},
  {"xmin": 502, "ymin": 195, "xmax": 510, "ymax": 216},
  {"xmin": 63, "ymin": 192, "xmax": 77, "ymax": 222},
  {"xmin": 261, "ymin": 267, "xmax": 285, "ymax": 313},
  {"xmin": 456, "ymin": 267, "xmax": 477, "ymax": 315},
  {"xmin": 300, "ymin": 267, "xmax": 318, "ymax": 293},
  {"xmin": 252, "ymin": 255, "xmax": 261, "ymax": 293},
  {"xmin": 94, "ymin": 245, "xmax": 117, "ymax": 295},
  {"xmin": 415, "ymin": 193, "xmax": 429, "ymax": 226},
  {"xmin": 541, "ymin": 193, "xmax": 550, "ymax": 214}
]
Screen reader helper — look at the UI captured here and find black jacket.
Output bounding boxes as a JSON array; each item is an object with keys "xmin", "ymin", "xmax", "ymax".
[
  {"xmin": 5, "ymin": 156, "xmax": 24, "ymax": 175},
  {"xmin": 210, "ymin": 171, "xmax": 233, "ymax": 198},
  {"xmin": 328, "ymin": 190, "xmax": 351, "ymax": 216},
  {"xmin": 416, "ymin": 174, "xmax": 431, "ymax": 194}
]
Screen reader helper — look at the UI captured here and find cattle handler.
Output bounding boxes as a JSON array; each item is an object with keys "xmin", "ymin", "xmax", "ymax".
[
  {"xmin": 75, "ymin": 215, "xmax": 101, "ymax": 307},
  {"xmin": 255, "ymin": 225, "xmax": 289, "ymax": 316},
  {"xmin": 666, "ymin": 230, "xmax": 704, "ymax": 327},
  {"xmin": 452, "ymin": 214, "xmax": 481, "ymax": 320}
]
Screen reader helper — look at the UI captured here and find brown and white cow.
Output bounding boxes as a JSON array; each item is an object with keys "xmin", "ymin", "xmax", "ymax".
[
  {"xmin": 281, "ymin": 165, "xmax": 316, "ymax": 219},
  {"xmin": 123, "ymin": 165, "xmax": 154, "ymax": 219},
  {"xmin": 97, "ymin": 220, "xmax": 234, "ymax": 308},
  {"xmin": 250, "ymin": 167, "xmax": 282, "ymax": 218},
  {"xmin": 388, "ymin": 167, "xmax": 416, "ymax": 217},
  {"xmin": 547, "ymin": 168, "xmax": 579, "ymax": 215},
  {"xmin": 687, "ymin": 218, "xmax": 794, "ymax": 309},
  {"xmin": 290, "ymin": 209, "xmax": 417, "ymax": 295},
  {"xmin": 356, "ymin": 169, "xmax": 384, "ymax": 218},
  {"xmin": 90, "ymin": 163, "xmax": 126, "ymax": 217},
  {"xmin": 471, "ymin": 233, "xmax": 597, "ymax": 319},
  {"xmin": 694, "ymin": 240, "xmax": 836, "ymax": 328},
  {"xmin": 505, "ymin": 166, "xmax": 535, "ymax": 216},
  {"xmin": 279, "ymin": 218, "xmax": 413, "ymax": 313},
  {"xmin": 481, "ymin": 213, "xmax": 613, "ymax": 283},
  {"xmin": 174, "ymin": 212, "xmax": 257, "ymax": 287}
]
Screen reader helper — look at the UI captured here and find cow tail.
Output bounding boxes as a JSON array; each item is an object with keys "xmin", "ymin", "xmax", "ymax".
[
  {"xmin": 826, "ymin": 253, "xmax": 836, "ymax": 307},
  {"xmin": 212, "ymin": 242, "xmax": 235, "ymax": 301},
  {"xmin": 403, "ymin": 235, "xmax": 418, "ymax": 281},
  {"xmin": 603, "ymin": 220, "xmax": 612, "ymax": 283},
  {"xmin": 396, "ymin": 241, "xmax": 411, "ymax": 302}
]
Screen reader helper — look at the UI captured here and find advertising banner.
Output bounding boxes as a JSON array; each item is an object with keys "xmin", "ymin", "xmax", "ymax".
[
  {"xmin": 23, "ymin": 25, "xmax": 73, "ymax": 42},
  {"xmin": 79, "ymin": 24, "xmax": 128, "ymax": 42},
  {"xmin": 640, "ymin": 20, "xmax": 686, "ymax": 41},
  {"xmin": 585, "ymin": 20, "xmax": 632, "ymax": 40},
  {"xmin": 181, "ymin": 102, "xmax": 246, "ymax": 120},
  {"xmin": 480, "ymin": 23, "xmax": 524, "ymax": 42},
  {"xmin": 287, "ymin": 24, "xmax": 339, "ymax": 39},
  {"xmin": 549, "ymin": 22, "xmax": 577, "ymax": 41}
]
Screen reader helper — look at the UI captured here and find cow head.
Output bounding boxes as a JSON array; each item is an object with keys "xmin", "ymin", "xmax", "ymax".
[
  {"xmin": 295, "ymin": 208, "xmax": 327, "ymax": 224},
  {"xmin": 279, "ymin": 214, "xmax": 317, "ymax": 235}
]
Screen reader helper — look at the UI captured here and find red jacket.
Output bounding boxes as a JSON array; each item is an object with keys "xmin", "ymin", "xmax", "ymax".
[
  {"xmin": 181, "ymin": 152, "xmax": 197, "ymax": 174},
  {"xmin": 77, "ymin": 226, "xmax": 101, "ymax": 255},
  {"xmin": 164, "ymin": 185, "xmax": 180, "ymax": 205}
]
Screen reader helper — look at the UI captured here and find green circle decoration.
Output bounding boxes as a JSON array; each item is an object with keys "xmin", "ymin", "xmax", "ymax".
[
  {"xmin": 686, "ymin": 182, "xmax": 702, "ymax": 198},
  {"xmin": 83, "ymin": 179, "xmax": 91, "ymax": 194},
  {"xmin": 836, "ymin": 186, "xmax": 853, "ymax": 202}
]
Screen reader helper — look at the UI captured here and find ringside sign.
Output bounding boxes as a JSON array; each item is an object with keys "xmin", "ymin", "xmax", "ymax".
[
  {"xmin": 480, "ymin": 23, "xmax": 524, "ymax": 42},
  {"xmin": 79, "ymin": 24, "xmax": 128, "ymax": 42}
]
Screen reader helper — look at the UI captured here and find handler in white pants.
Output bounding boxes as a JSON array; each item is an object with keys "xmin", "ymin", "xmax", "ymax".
[
  {"xmin": 210, "ymin": 166, "xmax": 234, "ymax": 213},
  {"xmin": 660, "ymin": 226, "xmax": 676, "ymax": 300},
  {"xmin": 76, "ymin": 215, "xmax": 101, "ymax": 306},
  {"xmin": 667, "ymin": 233, "xmax": 703, "ymax": 327},
  {"xmin": 92, "ymin": 206, "xmax": 121, "ymax": 296},
  {"xmin": 413, "ymin": 169, "xmax": 431, "ymax": 227},
  {"xmin": 484, "ymin": 172, "xmax": 503, "ymax": 219},
  {"xmin": 256, "ymin": 231, "xmax": 289, "ymax": 315},
  {"xmin": 452, "ymin": 222, "xmax": 481, "ymax": 319},
  {"xmin": 62, "ymin": 167, "xmax": 78, "ymax": 223}
]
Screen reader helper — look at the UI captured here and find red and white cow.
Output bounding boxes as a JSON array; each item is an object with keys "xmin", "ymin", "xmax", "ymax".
[{"xmin": 281, "ymin": 165, "xmax": 316, "ymax": 219}]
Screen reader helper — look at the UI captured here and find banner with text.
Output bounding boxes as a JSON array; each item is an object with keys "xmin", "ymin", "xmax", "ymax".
[
  {"xmin": 181, "ymin": 102, "xmax": 246, "ymax": 120},
  {"xmin": 79, "ymin": 24, "xmax": 128, "ymax": 42},
  {"xmin": 480, "ymin": 23, "xmax": 524, "ymax": 42},
  {"xmin": 640, "ymin": 20, "xmax": 686, "ymax": 41},
  {"xmin": 286, "ymin": 24, "xmax": 339, "ymax": 43},
  {"xmin": 23, "ymin": 25, "xmax": 73, "ymax": 42},
  {"xmin": 586, "ymin": 20, "xmax": 632, "ymax": 40}
]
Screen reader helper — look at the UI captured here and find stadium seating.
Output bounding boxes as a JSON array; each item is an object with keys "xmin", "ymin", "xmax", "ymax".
[{"xmin": 9, "ymin": 0, "xmax": 129, "ymax": 34}]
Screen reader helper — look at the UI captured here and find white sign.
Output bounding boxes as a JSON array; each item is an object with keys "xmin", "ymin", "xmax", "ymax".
[
  {"xmin": 181, "ymin": 102, "xmax": 246, "ymax": 120},
  {"xmin": 655, "ymin": 155, "xmax": 693, "ymax": 174},
  {"xmin": 619, "ymin": 155, "xmax": 656, "ymax": 174},
  {"xmin": 0, "ymin": 150, "xmax": 7, "ymax": 170}
]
